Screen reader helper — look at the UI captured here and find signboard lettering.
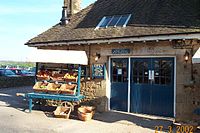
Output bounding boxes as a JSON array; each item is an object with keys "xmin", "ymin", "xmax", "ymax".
[{"xmin": 112, "ymin": 49, "xmax": 130, "ymax": 54}]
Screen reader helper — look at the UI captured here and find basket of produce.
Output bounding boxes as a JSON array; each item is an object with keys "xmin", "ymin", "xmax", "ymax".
[
  {"xmin": 33, "ymin": 81, "xmax": 48, "ymax": 93},
  {"xmin": 47, "ymin": 83, "xmax": 61, "ymax": 94},
  {"xmin": 37, "ymin": 76, "xmax": 50, "ymax": 81},
  {"xmin": 36, "ymin": 70, "xmax": 51, "ymax": 81},
  {"xmin": 53, "ymin": 102, "xmax": 72, "ymax": 119},
  {"xmin": 50, "ymin": 73, "xmax": 65, "ymax": 81},
  {"xmin": 60, "ymin": 84, "xmax": 77, "ymax": 95},
  {"xmin": 78, "ymin": 106, "xmax": 95, "ymax": 121},
  {"xmin": 64, "ymin": 73, "xmax": 78, "ymax": 83}
]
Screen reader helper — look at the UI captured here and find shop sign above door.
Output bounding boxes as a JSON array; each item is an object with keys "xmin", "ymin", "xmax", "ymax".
[{"xmin": 112, "ymin": 49, "xmax": 130, "ymax": 54}]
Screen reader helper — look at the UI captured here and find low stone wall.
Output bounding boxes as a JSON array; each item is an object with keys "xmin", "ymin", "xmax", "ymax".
[
  {"xmin": 0, "ymin": 76, "xmax": 35, "ymax": 88},
  {"xmin": 80, "ymin": 79, "xmax": 108, "ymax": 112}
]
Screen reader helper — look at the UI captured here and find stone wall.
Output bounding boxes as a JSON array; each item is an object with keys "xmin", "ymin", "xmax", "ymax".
[
  {"xmin": 175, "ymin": 44, "xmax": 200, "ymax": 123},
  {"xmin": 0, "ymin": 76, "xmax": 35, "ymax": 88},
  {"xmin": 80, "ymin": 79, "xmax": 108, "ymax": 112}
]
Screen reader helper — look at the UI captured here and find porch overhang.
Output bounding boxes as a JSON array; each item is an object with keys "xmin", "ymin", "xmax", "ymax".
[
  {"xmin": 27, "ymin": 49, "xmax": 88, "ymax": 65},
  {"xmin": 192, "ymin": 47, "xmax": 200, "ymax": 64}
]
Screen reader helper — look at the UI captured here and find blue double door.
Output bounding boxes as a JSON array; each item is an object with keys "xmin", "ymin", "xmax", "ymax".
[{"xmin": 110, "ymin": 57, "xmax": 174, "ymax": 117}]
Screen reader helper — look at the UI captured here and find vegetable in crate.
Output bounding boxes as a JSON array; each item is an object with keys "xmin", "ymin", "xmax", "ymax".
[
  {"xmin": 50, "ymin": 73, "xmax": 65, "ymax": 81},
  {"xmin": 40, "ymin": 81, "xmax": 48, "ymax": 89},
  {"xmin": 36, "ymin": 70, "xmax": 51, "ymax": 80},
  {"xmin": 33, "ymin": 81, "xmax": 48, "ymax": 89},
  {"xmin": 33, "ymin": 82, "xmax": 43, "ymax": 89},
  {"xmin": 64, "ymin": 73, "xmax": 77, "ymax": 79},
  {"xmin": 60, "ymin": 84, "xmax": 77, "ymax": 95},
  {"xmin": 47, "ymin": 83, "xmax": 61, "ymax": 91}
]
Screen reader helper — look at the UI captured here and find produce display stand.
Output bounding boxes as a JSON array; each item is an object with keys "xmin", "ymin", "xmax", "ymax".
[
  {"xmin": 22, "ymin": 49, "xmax": 88, "ymax": 113},
  {"xmin": 26, "ymin": 64, "xmax": 83, "ymax": 112},
  {"xmin": 27, "ymin": 93, "xmax": 84, "ymax": 113}
]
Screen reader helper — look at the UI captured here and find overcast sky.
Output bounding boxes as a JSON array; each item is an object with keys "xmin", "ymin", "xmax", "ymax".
[{"xmin": 0, "ymin": 0, "xmax": 96, "ymax": 61}]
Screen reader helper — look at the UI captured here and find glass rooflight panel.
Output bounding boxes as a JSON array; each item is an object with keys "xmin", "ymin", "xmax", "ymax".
[
  {"xmin": 99, "ymin": 16, "xmax": 113, "ymax": 28},
  {"xmin": 116, "ymin": 14, "xmax": 132, "ymax": 27},
  {"xmin": 108, "ymin": 16, "xmax": 121, "ymax": 27}
]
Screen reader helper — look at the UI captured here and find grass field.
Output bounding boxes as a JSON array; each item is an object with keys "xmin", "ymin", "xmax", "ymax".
[{"xmin": 0, "ymin": 61, "xmax": 35, "ymax": 68}]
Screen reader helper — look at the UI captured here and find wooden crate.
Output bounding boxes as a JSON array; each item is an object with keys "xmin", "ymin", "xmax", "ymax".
[
  {"xmin": 33, "ymin": 88, "xmax": 47, "ymax": 93},
  {"xmin": 60, "ymin": 84, "xmax": 77, "ymax": 95},
  {"xmin": 47, "ymin": 89, "xmax": 60, "ymax": 94},
  {"xmin": 65, "ymin": 78, "xmax": 78, "ymax": 83}
]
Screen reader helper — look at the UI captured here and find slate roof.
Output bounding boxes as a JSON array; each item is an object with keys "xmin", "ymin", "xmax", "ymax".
[{"xmin": 26, "ymin": 0, "xmax": 200, "ymax": 45}]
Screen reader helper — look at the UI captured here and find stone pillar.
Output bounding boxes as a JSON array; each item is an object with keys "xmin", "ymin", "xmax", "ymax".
[
  {"xmin": 64, "ymin": 0, "xmax": 82, "ymax": 16},
  {"xmin": 71, "ymin": 0, "xmax": 82, "ymax": 14}
]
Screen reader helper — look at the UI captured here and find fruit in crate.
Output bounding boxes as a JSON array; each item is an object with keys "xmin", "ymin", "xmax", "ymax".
[
  {"xmin": 33, "ymin": 81, "xmax": 48, "ymax": 92},
  {"xmin": 47, "ymin": 83, "xmax": 61, "ymax": 90},
  {"xmin": 60, "ymin": 84, "xmax": 77, "ymax": 95},
  {"xmin": 64, "ymin": 73, "xmax": 77, "ymax": 79},
  {"xmin": 33, "ymin": 82, "xmax": 43, "ymax": 89},
  {"xmin": 33, "ymin": 82, "xmax": 48, "ymax": 89},
  {"xmin": 50, "ymin": 73, "xmax": 65, "ymax": 81},
  {"xmin": 40, "ymin": 85, "xmax": 47, "ymax": 89},
  {"xmin": 60, "ymin": 84, "xmax": 76, "ymax": 90},
  {"xmin": 36, "ymin": 70, "xmax": 50, "ymax": 80}
]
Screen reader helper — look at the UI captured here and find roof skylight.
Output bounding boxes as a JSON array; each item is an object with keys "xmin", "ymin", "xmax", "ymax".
[{"xmin": 95, "ymin": 14, "xmax": 132, "ymax": 29}]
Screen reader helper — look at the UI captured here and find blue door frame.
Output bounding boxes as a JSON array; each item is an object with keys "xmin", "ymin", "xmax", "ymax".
[{"xmin": 110, "ymin": 57, "xmax": 175, "ymax": 117}]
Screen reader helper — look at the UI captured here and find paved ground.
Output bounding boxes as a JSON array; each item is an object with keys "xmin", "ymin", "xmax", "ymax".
[{"xmin": 0, "ymin": 86, "xmax": 195, "ymax": 133}]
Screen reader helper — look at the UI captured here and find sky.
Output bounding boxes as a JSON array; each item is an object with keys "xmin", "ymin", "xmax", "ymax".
[{"xmin": 0, "ymin": 0, "xmax": 96, "ymax": 61}]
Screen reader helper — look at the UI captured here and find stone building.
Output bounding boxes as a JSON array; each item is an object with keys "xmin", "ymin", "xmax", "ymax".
[{"xmin": 25, "ymin": 0, "xmax": 200, "ymax": 123}]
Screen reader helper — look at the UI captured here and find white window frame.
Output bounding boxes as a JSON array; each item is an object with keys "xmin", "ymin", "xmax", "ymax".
[
  {"xmin": 123, "ymin": 14, "xmax": 132, "ymax": 27},
  {"xmin": 95, "ymin": 16, "xmax": 106, "ymax": 30},
  {"xmin": 95, "ymin": 14, "xmax": 132, "ymax": 30}
]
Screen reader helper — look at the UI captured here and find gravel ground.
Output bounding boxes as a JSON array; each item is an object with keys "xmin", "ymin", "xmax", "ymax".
[{"xmin": 0, "ymin": 86, "xmax": 193, "ymax": 133}]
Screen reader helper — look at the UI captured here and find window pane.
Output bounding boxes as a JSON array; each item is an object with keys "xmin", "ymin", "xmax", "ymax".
[
  {"xmin": 116, "ymin": 15, "xmax": 130, "ymax": 26},
  {"xmin": 144, "ymin": 76, "xmax": 148, "ymax": 83},
  {"xmin": 112, "ymin": 59, "xmax": 128, "ymax": 83},
  {"xmin": 153, "ymin": 60, "xmax": 172, "ymax": 85},
  {"xmin": 5, "ymin": 70, "xmax": 15, "ymax": 75},
  {"xmin": 155, "ymin": 77, "xmax": 160, "ymax": 84},
  {"xmin": 166, "ymin": 77, "xmax": 171, "ymax": 84},
  {"xmin": 139, "ymin": 77, "xmax": 143, "ymax": 83},
  {"xmin": 133, "ymin": 76, "xmax": 137, "ymax": 83},
  {"xmin": 99, "ymin": 17, "xmax": 112, "ymax": 27},
  {"xmin": 97, "ymin": 14, "xmax": 131, "ymax": 28},
  {"xmin": 109, "ymin": 16, "xmax": 120, "ymax": 26},
  {"xmin": 161, "ymin": 77, "xmax": 166, "ymax": 85}
]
